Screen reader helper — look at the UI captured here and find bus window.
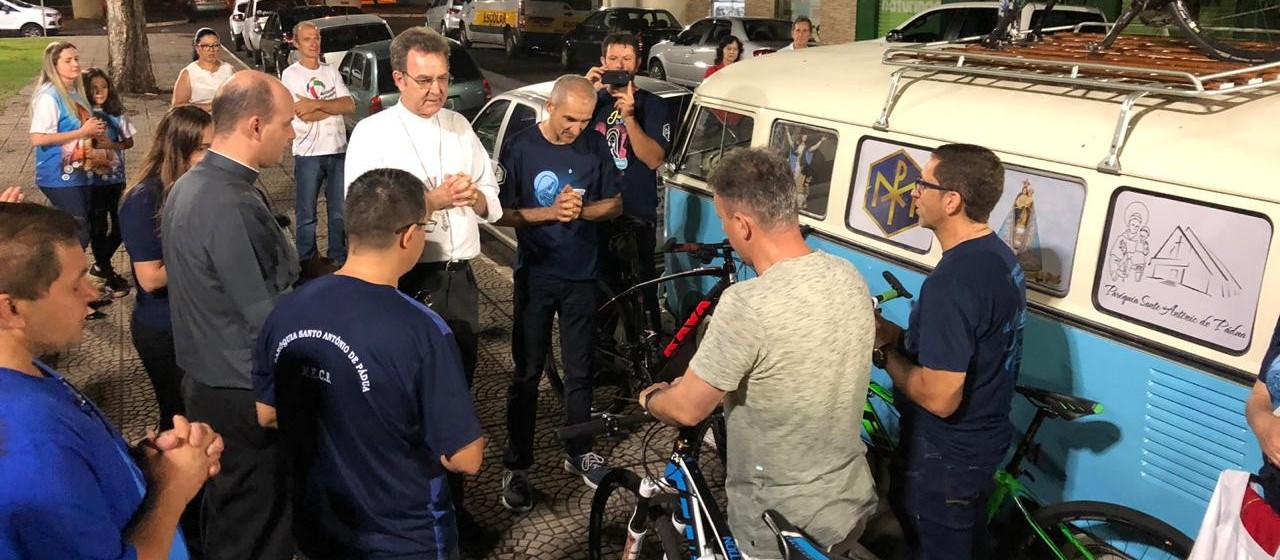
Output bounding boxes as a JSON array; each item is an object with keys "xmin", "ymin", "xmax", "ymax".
[
  {"xmin": 1094, "ymin": 188, "xmax": 1272, "ymax": 354},
  {"xmin": 676, "ymin": 106, "xmax": 754, "ymax": 181},
  {"xmin": 846, "ymin": 137, "xmax": 935, "ymax": 254},
  {"xmin": 987, "ymin": 166, "xmax": 1085, "ymax": 297},
  {"xmin": 769, "ymin": 121, "xmax": 837, "ymax": 218}
]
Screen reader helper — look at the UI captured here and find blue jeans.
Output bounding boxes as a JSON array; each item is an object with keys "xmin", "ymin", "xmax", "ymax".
[
  {"xmin": 39, "ymin": 185, "xmax": 92, "ymax": 249},
  {"xmin": 890, "ymin": 435, "xmax": 996, "ymax": 560},
  {"xmin": 294, "ymin": 153, "xmax": 346, "ymax": 263}
]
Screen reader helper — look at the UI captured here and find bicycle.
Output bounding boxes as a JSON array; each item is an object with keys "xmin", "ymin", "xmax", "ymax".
[
  {"xmin": 982, "ymin": 0, "xmax": 1280, "ymax": 63},
  {"xmin": 858, "ymin": 280, "xmax": 1195, "ymax": 560},
  {"xmin": 558, "ymin": 411, "xmax": 853, "ymax": 560},
  {"xmin": 544, "ymin": 230, "xmax": 784, "ymax": 425}
]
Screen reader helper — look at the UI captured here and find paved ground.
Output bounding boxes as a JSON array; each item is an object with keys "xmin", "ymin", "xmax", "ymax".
[{"xmin": 0, "ymin": 32, "xmax": 724, "ymax": 559}]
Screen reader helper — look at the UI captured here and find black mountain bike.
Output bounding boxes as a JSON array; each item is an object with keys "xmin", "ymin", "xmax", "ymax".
[{"xmin": 983, "ymin": 0, "xmax": 1280, "ymax": 63}]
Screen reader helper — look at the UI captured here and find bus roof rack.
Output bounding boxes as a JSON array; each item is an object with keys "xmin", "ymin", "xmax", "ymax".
[{"xmin": 874, "ymin": 31, "xmax": 1280, "ymax": 174}]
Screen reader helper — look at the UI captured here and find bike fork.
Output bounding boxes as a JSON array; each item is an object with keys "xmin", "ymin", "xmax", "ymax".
[
  {"xmin": 622, "ymin": 477, "xmax": 674, "ymax": 560},
  {"xmin": 1091, "ymin": 0, "xmax": 1150, "ymax": 53}
]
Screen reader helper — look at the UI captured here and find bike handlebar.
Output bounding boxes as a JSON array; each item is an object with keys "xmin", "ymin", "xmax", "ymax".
[
  {"xmin": 873, "ymin": 270, "xmax": 914, "ymax": 307},
  {"xmin": 557, "ymin": 412, "xmax": 655, "ymax": 440}
]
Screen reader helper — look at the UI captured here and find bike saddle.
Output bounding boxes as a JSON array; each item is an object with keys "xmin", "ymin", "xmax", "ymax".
[
  {"xmin": 1016, "ymin": 385, "xmax": 1103, "ymax": 421},
  {"xmin": 763, "ymin": 510, "xmax": 833, "ymax": 560}
]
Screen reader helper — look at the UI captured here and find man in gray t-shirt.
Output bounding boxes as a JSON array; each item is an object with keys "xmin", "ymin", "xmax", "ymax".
[{"xmin": 639, "ymin": 148, "xmax": 876, "ymax": 559}]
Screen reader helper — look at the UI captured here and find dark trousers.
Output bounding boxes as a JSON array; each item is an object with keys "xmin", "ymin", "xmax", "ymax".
[
  {"xmin": 39, "ymin": 185, "xmax": 92, "ymax": 249},
  {"xmin": 399, "ymin": 261, "xmax": 481, "ymax": 505},
  {"xmin": 890, "ymin": 435, "xmax": 995, "ymax": 560},
  {"xmin": 398, "ymin": 261, "xmax": 480, "ymax": 386},
  {"xmin": 600, "ymin": 217, "xmax": 661, "ymax": 331},
  {"xmin": 89, "ymin": 182, "xmax": 124, "ymax": 273},
  {"xmin": 131, "ymin": 319, "xmax": 186, "ymax": 431},
  {"xmin": 182, "ymin": 378, "xmax": 294, "ymax": 560},
  {"xmin": 504, "ymin": 271, "xmax": 596, "ymax": 470},
  {"xmin": 293, "ymin": 154, "xmax": 346, "ymax": 263}
]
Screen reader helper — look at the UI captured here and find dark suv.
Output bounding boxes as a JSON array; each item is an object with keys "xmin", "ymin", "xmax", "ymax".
[{"xmin": 560, "ymin": 8, "xmax": 681, "ymax": 72}]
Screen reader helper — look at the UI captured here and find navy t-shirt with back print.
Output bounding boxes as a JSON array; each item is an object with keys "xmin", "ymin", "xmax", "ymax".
[
  {"xmin": 498, "ymin": 123, "xmax": 620, "ymax": 282},
  {"xmin": 251, "ymin": 274, "xmax": 482, "ymax": 560},
  {"xmin": 591, "ymin": 87, "xmax": 670, "ymax": 223},
  {"xmin": 902, "ymin": 232, "xmax": 1027, "ymax": 467}
]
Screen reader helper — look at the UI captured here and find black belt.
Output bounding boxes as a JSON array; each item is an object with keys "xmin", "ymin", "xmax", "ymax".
[{"xmin": 424, "ymin": 260, "xmax": 470, "ymax": 271}]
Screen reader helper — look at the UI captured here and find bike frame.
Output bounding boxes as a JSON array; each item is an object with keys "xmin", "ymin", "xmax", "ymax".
[
  {"xmin": 598, "ymin": 254, "xmax": 738, "ymax": 383},
  {"xmin": 862, "ymin": 386, "xmax": 1107, "ymax": 560},
  {"xmin": 631, "ymin": 426, "xmax": 746, "ymax": 560}
]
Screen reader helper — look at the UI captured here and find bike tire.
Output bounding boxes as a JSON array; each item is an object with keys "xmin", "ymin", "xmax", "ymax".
[
  {"xmin": 589, "ymin": 468, "xmax": 671, "ymax": 560},
  {"xmin": 1167, "ymin": 0, "xmax": 1280, "ymax": 63},
  {"xmin": 545, "ymin": 281, "xmax": 649, "ymax": 416},
  {"xmin": 1019, "ymin": 500, "xmax": 1193, "ymax": 559}
]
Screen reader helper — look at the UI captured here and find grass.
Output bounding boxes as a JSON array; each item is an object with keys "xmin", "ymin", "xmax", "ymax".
[{"xmin": 0, "ymin": 38, "xmax": 55, "ymax": 103}]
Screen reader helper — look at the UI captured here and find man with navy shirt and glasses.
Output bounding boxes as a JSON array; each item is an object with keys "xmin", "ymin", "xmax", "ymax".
[
  {"xmin": 874, "ymin": 144, "xmax": 1026, "ymax": 560},
  {"xmin": 253, "ymin": 168, "xmax": 484, "ymax": 560},
  {"xmin": 0, "ymin": 202, "xmax": 224, "ymax": 560}
]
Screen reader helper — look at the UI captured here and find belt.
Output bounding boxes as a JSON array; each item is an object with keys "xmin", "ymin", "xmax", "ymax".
[{"xmin": 424, "ymin": 259, "xmax": 470, "ymax": 271}]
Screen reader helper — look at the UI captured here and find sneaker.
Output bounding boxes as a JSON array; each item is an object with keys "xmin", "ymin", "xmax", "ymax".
[
  {"xmin": 85, "ymin": 309, "xmax": 107, "ymax": 321},
  {"xmin": 501, "ymin": 470, "xmax": 534, "ymax": 513},
  {"xmin": 564, "ymin": 452, "xmax": 609, "ymax": 489},
  {"xmin": 103, "ymin": 273, "xmax": 130, "ymax": 298}
]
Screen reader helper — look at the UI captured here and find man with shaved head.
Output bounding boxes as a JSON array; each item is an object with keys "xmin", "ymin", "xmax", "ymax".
[
  {"xmin": 494, "ymin": 75, "xmax": 621, "ymax": 511},
  {"xmin": 163, "ymin": 70, "xmax": 299, "ymax": 560}
]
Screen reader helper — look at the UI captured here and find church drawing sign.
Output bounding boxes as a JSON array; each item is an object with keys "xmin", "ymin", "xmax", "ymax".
[{"xmin": 1094, "ymin": 189, "xmax": 1271, "ymax": 353}]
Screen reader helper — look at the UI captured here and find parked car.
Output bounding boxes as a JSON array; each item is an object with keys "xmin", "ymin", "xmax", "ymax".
[
  {"xmin": 229, "ymin": 0, "xmax": 249, "ymax": 50},
  {"xmin": 0, "ymin": 0, "xmax": 60, "ymax": 37},
  {"xmin": 424, "ymin": 0, "xmax": 466, "ymax": 38},
  {"xmin": 244, "ymin": 0, "xmax": 308, "ymax": 64},
  {"xmin": 187, "ymin": 0, "xmax": 226, "ymax": 15},
  {"xmin": 647, "ymin": 17, "xmax": 793, "ymax": 88},
  {"xmin": 560, "ymin": 7, "xmax": 681, "ymax": 72},
  {"xmin": 885, "ymin": 1, "xmax": 1107, "ymax": 43},
  {"xmin": 459, "ymin": 0, "xmax": 600, "ymax": 58},
  {"xmin": 340, "ymin": 38, "xmax": 490, "ymax": 132},
  {"xmin": 258, "ymin": 7, "xmax": 372, "ymax": 76},
  {"xmin": 468, "ymin": 75, "xmax": 692, "ymax": 248}
]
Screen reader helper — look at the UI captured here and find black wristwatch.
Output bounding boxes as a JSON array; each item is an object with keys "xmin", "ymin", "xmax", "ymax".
[{"xmin": 872, "ymin": 345, "xmax": 890, "ymax": 369}]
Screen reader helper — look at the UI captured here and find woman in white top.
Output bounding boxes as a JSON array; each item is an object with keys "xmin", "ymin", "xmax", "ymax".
[{"xmin": 171, "ymin": 28, "xmax": 236, "ymax": 112}]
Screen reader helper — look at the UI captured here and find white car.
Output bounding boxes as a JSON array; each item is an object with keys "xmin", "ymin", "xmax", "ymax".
[
  {"xmin": 0, "ymin": 0, "xmax": 60, "ymax": 37},
  {"xmin": 885, "ymin": 2, "xmax": 1106, "ymax": 43},
  {"xmin": 229, "ymin": 0, "xmax": 249, "ymax": 50},
  {"xmin": 647, "ymin": 16, "xmax": 793, "ymax": 88},
  {"xmin": 424, "ymin": 0, "xmax": 465, "ymax": 39}
]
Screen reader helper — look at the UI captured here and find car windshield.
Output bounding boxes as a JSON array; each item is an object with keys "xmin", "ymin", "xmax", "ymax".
[
  {"xmin": 9, "ymin": 0, "xmax": 38, "ymax": 8},
  {"xmin": 320, "ymin": 23, "xmax": 392, "ymax": 52},
  {"xmin": 257, "ymin": 0, "xmax": 303, "ymax": 14},
  {"xmin": 281, "ymin": 6, "xmax": 358, "ymax": 31},
  {"xmin": 740, "ymin": 19, "xmax": 793, "ymax": 42}
]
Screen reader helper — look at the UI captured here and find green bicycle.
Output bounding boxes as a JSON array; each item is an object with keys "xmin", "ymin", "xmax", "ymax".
[{"xmin": 863, "ymin": 274, "xmax": 1194, "ymax": 559}]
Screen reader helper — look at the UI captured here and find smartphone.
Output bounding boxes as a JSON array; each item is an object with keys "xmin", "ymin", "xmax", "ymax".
[
  {"xmin": 571, "ymin": 187, "xmax": 586, "ymax": 199},
  {"xmin": 601, "ymin": 70, "xmax": 631, "ymax": 87}
]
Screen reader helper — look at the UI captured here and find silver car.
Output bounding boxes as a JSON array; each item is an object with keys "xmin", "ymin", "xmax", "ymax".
[
  {"xmin": 646, "ymin": 16, "xmax": 793, "ymax": 88},
  {"xmin": 424, "ymin": 0, "xmax": 466, "ymax": 38}
]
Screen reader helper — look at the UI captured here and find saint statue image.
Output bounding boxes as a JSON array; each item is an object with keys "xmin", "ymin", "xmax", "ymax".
[{"xmin": 999, "ymin": 179, "xmax": 1044, "ymax": 275}]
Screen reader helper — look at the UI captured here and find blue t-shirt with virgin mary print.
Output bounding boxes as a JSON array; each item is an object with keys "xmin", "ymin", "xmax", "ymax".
[{"xmin": 498, "ymin": 124, "xmax": 620, "ymax": 282}]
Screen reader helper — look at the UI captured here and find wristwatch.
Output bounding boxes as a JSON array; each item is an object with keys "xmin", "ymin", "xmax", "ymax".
[{"xmin": 872, "ymin": 345, "xmax": 890, "ymax": 369}]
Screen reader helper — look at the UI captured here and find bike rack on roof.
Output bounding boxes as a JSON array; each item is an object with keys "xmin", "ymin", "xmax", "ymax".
[{"xmin": 873, "ymin": 35, "xmax": 1280, "ymax": 174}]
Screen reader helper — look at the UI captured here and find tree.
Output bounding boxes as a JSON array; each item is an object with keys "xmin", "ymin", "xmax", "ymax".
[{"xmin": 106, "ymin": 0, "xmax": 157, "ymax": 93}]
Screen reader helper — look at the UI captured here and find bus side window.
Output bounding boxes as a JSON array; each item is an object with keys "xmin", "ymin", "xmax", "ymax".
[
  {"xmin": 769, "ymin": 121, "xmax": 838, "ymax": 218},
  {"xmin": 676, "ymin": 106, "xmax": 754, "ymax": 181}
]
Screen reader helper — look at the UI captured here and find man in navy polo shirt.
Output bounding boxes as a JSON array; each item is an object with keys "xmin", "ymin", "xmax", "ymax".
[
  {"xmin": 0, "ymin": 202, "xmax": 224, "ymax": 559},
  {"xmin": 496, "ymin": 75, "xmax": 622, "ymax": 512},
  {"xmin": 1246, "ymin": 316, "xmax": 1280, "ymax": 511},
  {"xmin": 253, "ymin": 168, "xmax": 485, "ymax": 560},
  {"xmin": 585, "ymin": 32, "xmax": 671, "ymax": 331},
  {"xmin": 874, "ymin": 144, "xmax": 1026, "ymax": 560}
]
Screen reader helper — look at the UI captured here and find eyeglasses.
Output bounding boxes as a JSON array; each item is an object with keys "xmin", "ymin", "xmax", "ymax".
[
  {"xmin": 197, "ymin": 43, "xmax": 221, "ymax": 50},
  {"xmin": 914, "ymin": 178, "xmax": 961, "ymax": 196},
  {"xmin": 401, "ymin": 72, "xmax": 452, "ymax": 90},
  {"xmin": 396, "ymin": 220, "xmax": 437, "ymax": 234}
]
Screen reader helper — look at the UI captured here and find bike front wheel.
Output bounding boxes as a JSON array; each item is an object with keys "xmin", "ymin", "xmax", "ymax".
[
  {"xmin": 1018, "ymin": 500, "xmax": 1193, "ymax": 559},
  {"xmin": 1168, "ymin": 0, "xmax": 1280, "ymax": 63},
  {"xmin": 589, "ymin": 468, "xmax": 681, "ymax": 560}
]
